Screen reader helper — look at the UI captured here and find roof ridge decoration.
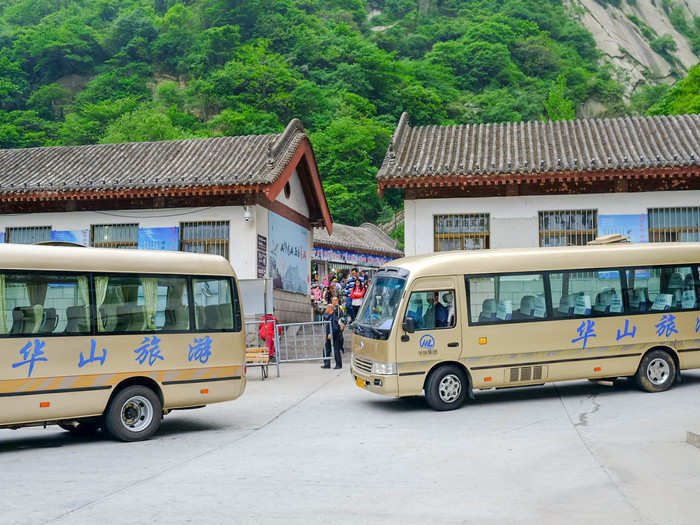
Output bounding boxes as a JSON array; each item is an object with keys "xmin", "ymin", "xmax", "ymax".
[{"xmin": 377, "ymin": 113, "xmax": 700, "ymax": 189}]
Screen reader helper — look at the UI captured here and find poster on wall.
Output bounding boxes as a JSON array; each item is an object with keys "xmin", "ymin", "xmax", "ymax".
[
  {"xmin": 597, "ymin": 214, "xmax": 648, "ymax": 244},
  {"xmin": 137, "ymin": 227, "xmax": 179, "ymax": 251},
  {"xmin": 51, "ymin": 230, "xmax": 90, "ymax": 246},
  {"xmin": 268, "ymin": 212, "xmax": 309, "ymax": 294},
  {"xmin": 257, "ymin": 234, "xmax": 267, "ymax": 278},
  {"xmin": 0, "ymin": 232, "xmax": 4, "ymax": 243}
]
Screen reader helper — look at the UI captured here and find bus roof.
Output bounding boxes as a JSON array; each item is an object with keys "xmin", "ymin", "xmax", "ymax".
[
  {"xmin": 384, "ymin": 242, "xmax": 700, "ymax": 278},
  {"xmin": 0, "ymin": 243, "xmax": 236, "ymax": 277}
]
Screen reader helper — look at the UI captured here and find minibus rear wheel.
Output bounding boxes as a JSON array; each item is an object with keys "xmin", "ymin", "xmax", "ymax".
[
  {"xmin": 103, "ymin": 385, "xmax": 163, "ymax": 442},
  {"xmin": 425, "ymin": 365, "xmax": 468, "ymax": 411},
  {"xmin": 635, "ymin": 349, "xmax": 676, "ymax": 393}
]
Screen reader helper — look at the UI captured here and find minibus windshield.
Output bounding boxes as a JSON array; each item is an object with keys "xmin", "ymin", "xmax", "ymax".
[{"xmin": 354, "ymin": 275, "xmax": 406, "ymax": 339}]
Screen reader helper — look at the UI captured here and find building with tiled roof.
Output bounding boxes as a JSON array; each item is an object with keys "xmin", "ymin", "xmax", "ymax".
[
  {"xmin": 312, "ymin": 222, "xmax": 403, "ymax": 278},
  {"xmin": 379, "ymin": 113, "xmax": 700, "ymax": 255},
  {"xmin": 0, "ymin": 119, "xmax": 333, "ymax": 322}
]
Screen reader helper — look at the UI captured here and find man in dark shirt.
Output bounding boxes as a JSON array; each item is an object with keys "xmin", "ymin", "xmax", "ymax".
[{"xmin": 321, "ymin": 303, "xmax": 342, "ymax": 369}]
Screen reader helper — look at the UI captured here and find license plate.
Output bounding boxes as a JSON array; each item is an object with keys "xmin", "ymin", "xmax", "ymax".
[{"xmin": 356, "ymin": 377, "xmax": 366, "ymax": 388}]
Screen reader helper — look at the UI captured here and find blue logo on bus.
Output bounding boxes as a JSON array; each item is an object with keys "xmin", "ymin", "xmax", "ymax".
[{"xmin": 419, "ymin": 334, "xmax": 436, "ymax": 350}]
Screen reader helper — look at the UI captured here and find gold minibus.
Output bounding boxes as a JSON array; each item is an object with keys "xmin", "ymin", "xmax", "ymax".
[
  {"xmin": 351, "ymin": 243, "xmax": 700, "ymax": 410},
  {"xmin": 0, "ymin": 243, "xmax": 246, "ymax": 440}
]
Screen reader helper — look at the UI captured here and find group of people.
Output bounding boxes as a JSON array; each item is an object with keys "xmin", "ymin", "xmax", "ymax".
[{"xmin": 311, "ymin": 268, "xmax": 370, "ymax": 370}]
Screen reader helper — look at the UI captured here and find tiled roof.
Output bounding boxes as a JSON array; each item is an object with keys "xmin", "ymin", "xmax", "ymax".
[
  {"xmin": 0, "ymin": 119, "xmax": 307, "ymax": 193},
  {"xmin": 313, "ymin": 222, "xmax": 403, "ymax": 257},
  {"xmin": 377, "ymin": 113, "xmax": 700, "ymax": 184}
]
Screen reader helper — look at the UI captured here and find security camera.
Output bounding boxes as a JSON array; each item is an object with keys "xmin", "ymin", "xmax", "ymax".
[{"xmin": 243, "ymin": 206, "xmax": 252, "ymax": 223}]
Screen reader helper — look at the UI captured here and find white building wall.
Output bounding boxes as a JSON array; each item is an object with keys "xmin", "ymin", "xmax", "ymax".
[
  {"xmin": 0, "ymin": 206, "xmax": 262, "ymax": 280},
  {"xmin": 275, "ymin": 169, "xmax": 309, "ymax": 217},
  {"xmin": 406, "ymin": 190, "xmax": 700, "ymax": 255}
]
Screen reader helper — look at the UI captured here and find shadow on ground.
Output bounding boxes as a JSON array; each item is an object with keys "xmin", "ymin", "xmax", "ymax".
[{"xmin": 361, "ymin": 371, "xmax": 700, "ymax": 413}]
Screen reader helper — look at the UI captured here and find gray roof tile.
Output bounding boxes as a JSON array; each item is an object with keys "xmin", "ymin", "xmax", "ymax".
[
  {"xmin": 0, "ymin": 119, "xmax": 307, "ymax": 193},
  {"xmin": 378, "ymin": 113, "xmax": 700, "ymax": 181},
  {"xmin": 313, "ymin": 223, "xmax": 402, "ymax": 257}
]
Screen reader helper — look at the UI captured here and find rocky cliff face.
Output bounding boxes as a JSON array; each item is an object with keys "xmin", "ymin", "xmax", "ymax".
[{"xmin": 570, "ymin": 0, "xmax": 699, "ymax": 93}]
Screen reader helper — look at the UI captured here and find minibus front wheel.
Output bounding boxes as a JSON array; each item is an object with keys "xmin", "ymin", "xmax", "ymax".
[
  {"xmin": 103, "ymin": 385, "xmax": 163, "ymax": 442},
  {"xmin": 425, "ymin": 365, "xmax": 468, "ymax": 411}
]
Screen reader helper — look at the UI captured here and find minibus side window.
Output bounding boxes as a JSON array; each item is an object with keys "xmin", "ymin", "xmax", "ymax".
[
  {"xmin": 625, "ymin": 266, "xmax": 697, "ymax": 313},
  {"xmin": 96, "ymin": 275, "xmax": 190, "ymax": 333},
  {"xmin": 192, "ymin": 277, "xmax": 235, "ymax": 331},
  {"xmin": 467, "ymin": 273, "xmax": 546, "ymax": 324},
  {"xmin": 1, "ymin": 272, "xmax": 91, "ymax": 335},
  {"xmin": 404, "ymin": 290, "xmax": 456, "ymax": 330},
  {"xmin": 550, "ymin": 270, "xmax": 623, "ymax": 319}
]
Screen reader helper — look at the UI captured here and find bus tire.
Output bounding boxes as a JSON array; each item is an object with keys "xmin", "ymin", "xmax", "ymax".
[
  {"xmin": 635, "ymin": 350, "xmax": 676, "ymax": 393},
  {"xmin": 425, "ymin": 365, "xmax": 468, "ymax": 411},
  {"xmin": 103, "ymin": 385, "xmax": 162, "ymax": 442},
  {"xmin": 58, "ymin": 420, "xmax": 100, "ymax": 436}
]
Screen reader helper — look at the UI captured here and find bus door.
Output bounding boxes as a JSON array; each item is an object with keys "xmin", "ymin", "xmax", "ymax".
[{"xmin": 397, "ymin": 276, "xmax": 463, "ymax": 378}]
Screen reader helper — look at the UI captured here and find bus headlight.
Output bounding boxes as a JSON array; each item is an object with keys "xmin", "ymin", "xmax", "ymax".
[{"xmin": 371, "ymin": 361, "xmax": 397, "ymax": 375}]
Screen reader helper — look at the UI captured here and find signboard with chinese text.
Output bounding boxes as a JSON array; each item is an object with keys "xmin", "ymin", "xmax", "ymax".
[
  {"xmin": 269, "ymin": 212, "xmax": 309, "ymax": 294},
  {"xmin": 137, "ymin": 227, "xmax": 179, "ymax": 251},
  {"xmin": 51, "ymin": 230, "xmax": 90, "ymax": 246}
]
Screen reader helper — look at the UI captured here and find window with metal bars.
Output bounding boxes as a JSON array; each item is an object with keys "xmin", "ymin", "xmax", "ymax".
[
  {"xmin": 91, "ymin": 224, "xmax": 138, "ymax": 249},
  {"xmin": 648, "ymin": 207, "xmax": 700, "ymax": 243},
  {"xmin": 6, "ymin": 226, "xmax": 52, "ymax": 244},
  {"xmin": 434, "ymin": 214, "xmax": 489, "ymax": 251},
  {"xmin": 180, "ymin": 221, "xmax": 230, "ymax": 259},
  {"xmin": 539, "ymin": 210, "xmax": 597, "ymax": 247}
]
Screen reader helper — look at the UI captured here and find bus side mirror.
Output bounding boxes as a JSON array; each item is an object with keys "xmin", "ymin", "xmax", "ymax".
[{"xmin": 402, "ymin": 318, "xmax": 416, "ymax": 334}]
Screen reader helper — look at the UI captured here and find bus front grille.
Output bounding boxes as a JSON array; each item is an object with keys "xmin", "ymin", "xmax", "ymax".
[{"xmin": 353, "ymin": 355, "xmax": 373, "ymax": 374}]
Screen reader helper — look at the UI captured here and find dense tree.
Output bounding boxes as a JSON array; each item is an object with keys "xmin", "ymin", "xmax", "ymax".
[{"xmin": 0, "ymin": 0, "xmax": 645, "ymax": 224}]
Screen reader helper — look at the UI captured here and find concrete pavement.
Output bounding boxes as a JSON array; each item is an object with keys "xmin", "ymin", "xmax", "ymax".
[{"xmin": 2, "ymin": 361, "xmax": 700, "ymax": 524}]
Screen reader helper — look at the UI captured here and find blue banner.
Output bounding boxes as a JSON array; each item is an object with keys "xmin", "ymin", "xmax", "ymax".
[
  {"xmin": 312, "ymin": 246, "xmax": 396, "ymax": 267},
  {"xmin": 137, "ymin": 227, "xmax": 179, "ymax": 251},
  {"xmin": 51, "ymin": 230, "xmax": 90, "ymax": 246},
  {"xmin": 598, "ymin": 214, "xmax": 648, "ymax": 243}
]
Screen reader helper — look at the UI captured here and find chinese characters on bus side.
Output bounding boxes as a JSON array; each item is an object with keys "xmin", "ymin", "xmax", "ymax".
[
  {"xmin": 9, "ymin": 336, "xmax": 218, "ymax": 377},
  {"xmin": 134, "ymin": 335, "xmax": 164, "ymax": 366},
  {"xmin": 616, "ymin": 319, "xmax": 637, "ymax": 341},
  {"xmin": 188, "ymin": 336, "xmax": 212, "ymax": 364},
  {"xmin": 655, "ymin": 314, "xmax": 678, "ymax": 337},
  {"xmin": 11, "ymin": 339, "xmax": 47, "ymax": 377},
  {"xmin": 571, "ymin": 320, "xmax": 596, "ymax": 349},
  {"xmin": 78, "ymin": 339, "xmax": 107, "ymax": 368}
]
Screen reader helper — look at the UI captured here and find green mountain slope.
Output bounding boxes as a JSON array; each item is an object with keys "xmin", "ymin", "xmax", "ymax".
[{"xmin": 0, "ymin": 0, "xmax": 690, "ymax": 224}]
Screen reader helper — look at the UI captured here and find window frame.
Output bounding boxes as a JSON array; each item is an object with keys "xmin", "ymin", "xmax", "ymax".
[
  {"xmin": 538, "ymin": 209, "xmax": 598, "ymax": 247},
  {"xmin": 6, "ymin": 226, "xmax": 52, "ymax": 245},
  {"xmin": 648, "ymin": 207, "xmax": 700, "ymax": 243},
  {"xmin": 464, "ymin": 263, "xmax": 700, "ymax": 327},
  {"xmin": 180, "ymin": 220, "xmax": 230, "ymax": 260},
  {"xmin": 0, "ymin": 270, "xmax": 242, "ymax": 338},
  {"xmin": 433, "ymin": 213, "xmax": 490, "ymax": 252},
  {"xmin": 90, "ymin": 223, "xmax": 139, "ymax": 249}
]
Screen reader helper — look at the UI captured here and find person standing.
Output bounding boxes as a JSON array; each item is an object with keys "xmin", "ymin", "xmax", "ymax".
[
  {"xmin": 350, "ymin": 279, "xmax": 366, "ymax": 322},
  {"xmin": 331, "ymin": 295, "xmax": 346, "ymax": 353},
  {"xmin": 321, "ymin": 303, "xmax": 342, "ymax": 369}
]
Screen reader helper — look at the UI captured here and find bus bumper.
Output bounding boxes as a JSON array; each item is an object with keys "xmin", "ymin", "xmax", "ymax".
[{"xmin": 351, "ymin": 368, "xmax": 399, "ymax": 397}]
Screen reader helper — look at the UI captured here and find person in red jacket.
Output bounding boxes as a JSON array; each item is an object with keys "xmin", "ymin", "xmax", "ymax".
[
  {"xmin": 259, "ymin": 314, "xmax": 283, "ymax": 360},
  {"xmin": 349, "ymin": 279, "xmax": 366, "ymax": 322}
]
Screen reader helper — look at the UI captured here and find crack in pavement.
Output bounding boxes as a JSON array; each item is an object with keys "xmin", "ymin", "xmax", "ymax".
[
  {"xmin": 42, "ymin": 370, "xmax": 344, "ymax": 525},
  {"xmin": 575, "ymin": 393, "xmax": 601, "ymax": 427},
  {"xmin": 553, "ymin": 383, "xmax": 653, "ymax": 525}
]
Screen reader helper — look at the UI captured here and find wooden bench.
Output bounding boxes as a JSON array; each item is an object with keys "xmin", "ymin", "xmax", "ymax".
[{"xmin": 246, "ymin": 347, "xmax": 270, "ymax": 380}]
